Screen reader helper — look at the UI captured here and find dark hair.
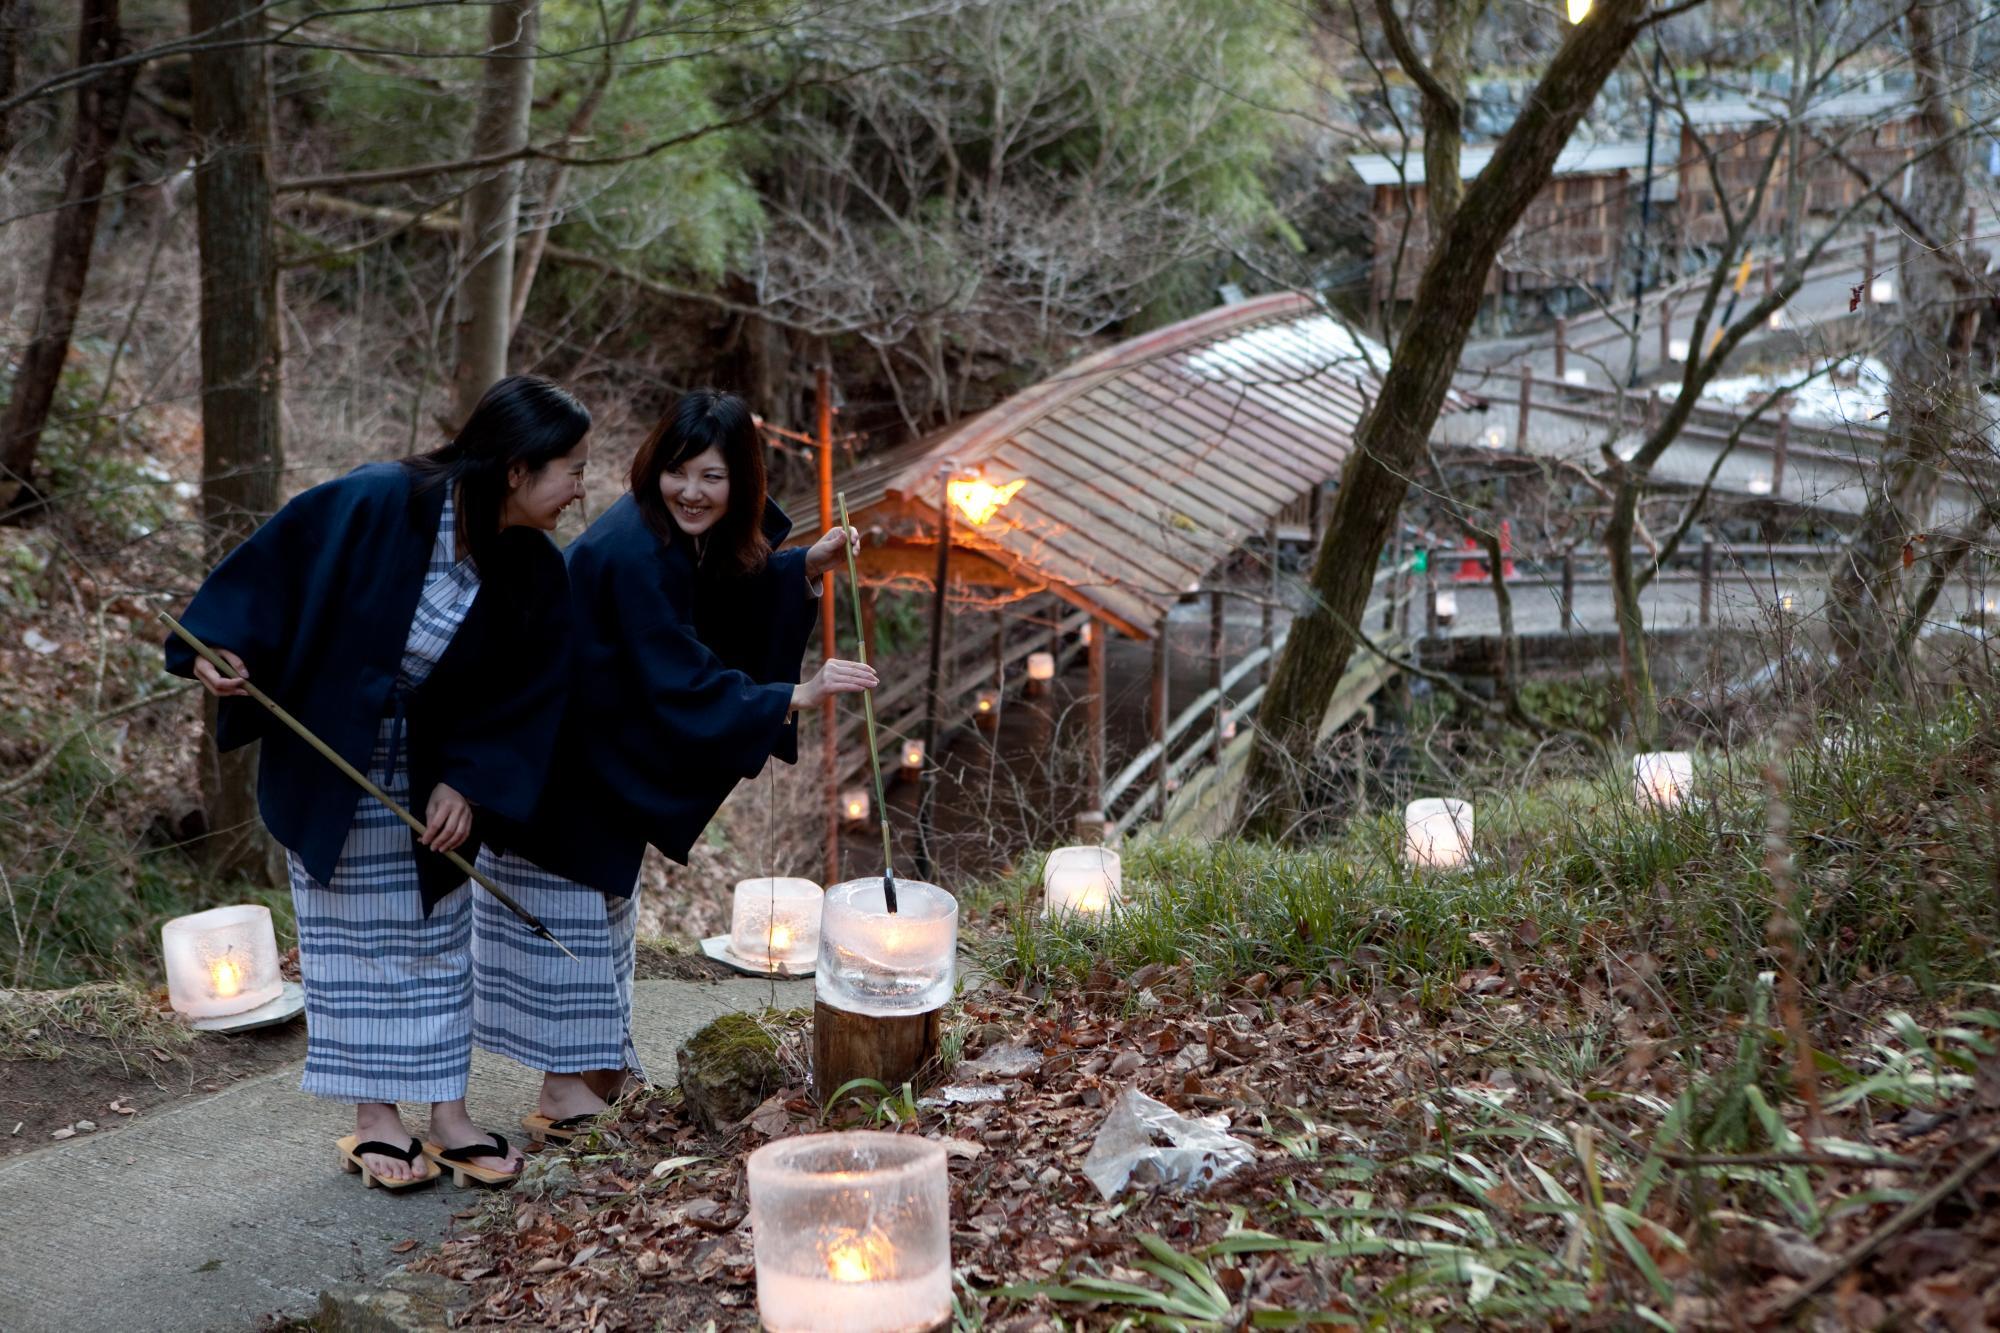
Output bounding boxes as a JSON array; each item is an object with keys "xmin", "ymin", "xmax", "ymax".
[
  {"xmin": 405, "ymin": 374, "xmax": 591, "ymax": 574},
  {"xmin": 628, "ymin": 389, "xmax": 771, "ymax": 577}
]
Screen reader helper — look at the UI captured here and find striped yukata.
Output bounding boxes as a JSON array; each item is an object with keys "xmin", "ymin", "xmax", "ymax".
[
  {"xmin": 287, "ymin": 495, "xmax": 482, "ymax": 1104},
  {"xmin": 471, "ymin": 848, "xmax": 645, "ymax": 1080}
]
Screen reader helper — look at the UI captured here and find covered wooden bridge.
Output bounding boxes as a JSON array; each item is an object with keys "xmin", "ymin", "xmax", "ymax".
[{"xmin": 790, "ymin": 291, "xmax": 1404, "ymax": 863}]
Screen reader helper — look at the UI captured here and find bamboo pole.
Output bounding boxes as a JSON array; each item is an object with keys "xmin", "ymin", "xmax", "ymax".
[
  {"xmin": 834, "ymin": 493, "xmax": 898, "ymax": 913},
  {"xmin": 159, "ymin": 612, "xmax": 579, "ymax": 961}
]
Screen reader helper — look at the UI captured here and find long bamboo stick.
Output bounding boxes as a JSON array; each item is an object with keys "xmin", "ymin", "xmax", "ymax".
[
  {"xmin": 160, "ymin": 612, "xmax": 580, "ymax": 961},
  {"xmin": 834, "ymin": 493, "xmax": 898, "ymax": 913}
]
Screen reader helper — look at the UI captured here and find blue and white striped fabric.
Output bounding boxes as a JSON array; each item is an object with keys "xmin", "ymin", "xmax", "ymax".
[
  {"xmin": 471, "ymin": 847, "xmax": 644, "ymax": 1079},
  {"xmin": 287, "ymin": 492, "xmax": 483, "ymax": 1104}
]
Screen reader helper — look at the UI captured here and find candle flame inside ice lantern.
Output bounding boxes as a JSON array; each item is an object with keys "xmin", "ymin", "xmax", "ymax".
[
  {"xmin": 163, "ymin": 904, "xmax": 283, "ymax": 1019},
  {"xmin": 749, "ymin": 1132, "xmax": 950, "ymax": 1333},
  {"xmin": 1026, "ymin": 651, "xmax": 1056, "ymax": 682},
  {"xmin": 841, "ymin": 787, "xmax": 871, "ymax": 822},
  {"xmin": 975, "ymin": 688, "xmax": 998, "ymax": 714},
  {"xmin": 730, "ymin": 877, "xmax": 824, "ymax": 969},
  {"xmin": 900, "ymin": 738, "xmax": 925, "ymax": 769},
  {"xmin": 1633, "ymin": 751, "xmax": 1693, "ymax": 809},
  {"xmin": 817, "ymin": 878, "xmax": 957, "ymax": 1016},
  {"xmin": 1434, "ymin": 588, "xmax": 1458, "ymax": 627},
  {"xmin": 1043, "ymin": 845, "xmax": 1121, "ymax": 918},
  {"xmin": 1405, "ymin": 798, "xmax": 1473, "ymax": 869}
]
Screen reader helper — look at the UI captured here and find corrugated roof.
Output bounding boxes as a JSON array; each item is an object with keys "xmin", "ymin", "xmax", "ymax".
[
  {"xmin": 1680, "ymin": 91, "xmax": 1911, "ymax": 128},
  {"xmin": 1348, "ymin": 139, "xmax": 1654, "ymax": 187},
  {"xmin": 827, "ymin": 292, "xmax": 1418, "ymax": 638}
]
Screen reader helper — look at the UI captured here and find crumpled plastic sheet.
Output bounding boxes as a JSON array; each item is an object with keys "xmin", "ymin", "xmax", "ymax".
[{"xmin": 1082, "ymin": 1087, "xmax": 1256, "ymax": 1200}]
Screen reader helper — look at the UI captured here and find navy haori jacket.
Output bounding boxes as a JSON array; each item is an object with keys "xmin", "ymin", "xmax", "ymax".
[
  {"xmin": 162, "ymin": 462, "xmax": 572, "ymax": 911},
  {"xmin": 494, "ymin": 491, "xmax": 818, "ymax": 897}
]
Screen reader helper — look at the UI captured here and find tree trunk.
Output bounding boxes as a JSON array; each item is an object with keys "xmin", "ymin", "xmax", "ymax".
[
  {"xmin": 0, "ymin": 0, "xmax": 28, "ymax": 156},
  {"xmin": 1240, "ymin": 0, "xmax": 1648, "ymax": 837},
  {"xmin": 1827, "ymin": 0, "xmax": 1977, "ymax": 681},
  {"xmin": 452, "ymin": 0, "xmax": 538, "ymax": 425},
  {"xmin": 189, "ymin": 0, "xmax": 284, "ymax": 885},
  {"xmin": 508, "ymin": 0, "xmax": 636, "ymax": 339},
  {"xmin": 0, "ymin": 0, "xmax": 136, "ymax": 515}
]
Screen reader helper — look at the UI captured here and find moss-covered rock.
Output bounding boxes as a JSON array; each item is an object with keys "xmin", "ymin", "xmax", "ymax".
[{"xmin": 676, "ymin": 1011, "xmax": 784, "ymax": 1132}]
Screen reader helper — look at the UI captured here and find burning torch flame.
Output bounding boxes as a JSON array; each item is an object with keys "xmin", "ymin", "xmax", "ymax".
[{"xmin": 947, "ymin": 477, "xmax": 1025, "ymax": 526}]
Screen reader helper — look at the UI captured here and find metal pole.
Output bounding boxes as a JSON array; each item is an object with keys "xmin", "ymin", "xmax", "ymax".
[
  {"xmin": 816, "ymin": 366, "xmax": 839, "ymax": 886},
  {"xmin": 1087, "ymin": 617, "xmax": 1107, "ymax": 811},
  {"xmin": 1150, "ymin": 628, "xmax": 1168, "ymax": 818},
  {"xmin": 1208, "ymin": 590, "xmax": 1225, "ymax": 764},
  {"xmin": 916, "ymin": 464, "xmax": 952, "ymax": 881},
  {"xmin": 1699, "ymin": 536, "xmax": 1715, "ymax": 627},
  {"xmin": 1626, "ymin": 41, "xmax": 1662, "ymax": 387},
  {"xmin": 1561, "ymin": 549, "xmax": 1576, "ymax": 632}
]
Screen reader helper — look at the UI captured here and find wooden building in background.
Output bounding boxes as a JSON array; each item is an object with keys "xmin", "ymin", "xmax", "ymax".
[
  {"xmin": 1677, "ymin": 92, "xmax": 1920, "ymax": 248},
  {"xmin": 1350, "ymin": 140, "xmax": 1654, "ymax": 307}
]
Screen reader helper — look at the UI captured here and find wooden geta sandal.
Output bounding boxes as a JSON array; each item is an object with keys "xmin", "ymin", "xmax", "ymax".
[
  {"xmin": 421, "ymin": 1132, "xmax": 519, "ymax": 1188},
  {"xmin": 337, "ymin": 1134, "xmax": 439, "ymax": 1190}
]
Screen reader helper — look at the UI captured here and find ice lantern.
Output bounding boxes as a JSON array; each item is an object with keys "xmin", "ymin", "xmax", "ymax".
[
  {"xmin": 730, "ymin": 877, "xmax": 823, "ymax": 971},
  {"xmin": 1633, "ymin": 751, "xmax": 1693, "ymax": 810},
  {"xmin": 1043, "ymin": 845, "xmax": 1121, "ymax": 918},
  {"xmin": 817, "ymin": 878, "xmax": 957, "ymax": 1017},
  {"xmin": 1434, "ymin": 588, "xmax": 1458, "ymax": 628},
  {"xmin": 1405, "ymin": 798, "xmax": 1473, "ymax": 869},
  {"xmin": 899, "ymin": 738, "xmax": 926, "ymax": 771},
  {"xmin": 1026, "ymin": 651, "xmax": 1056, "ymax": 681},
  {"xmin": 163, "ymin": 904, "xmax": 283, "ymax": 1019},
  {"xmin": 841, "ymin": 786, "xmax": 872, "ymax": 823},
  {"xmin": 749, "ymin": 1132, "xmax": 951, "ymax": 1333}
]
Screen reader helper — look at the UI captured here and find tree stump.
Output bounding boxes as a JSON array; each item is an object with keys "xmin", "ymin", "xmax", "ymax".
[{"xmin": 812, "ymin": 1000, "xmax": 943, "ymax": 1104}]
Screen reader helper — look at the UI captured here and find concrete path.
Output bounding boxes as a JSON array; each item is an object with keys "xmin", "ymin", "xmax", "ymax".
[{"xmin": 0, "ymin": 974, "xmax": 813, "ymax": 1333}]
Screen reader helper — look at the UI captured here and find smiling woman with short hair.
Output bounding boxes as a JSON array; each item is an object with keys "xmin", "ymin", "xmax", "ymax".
[{"xmin": 477, "ymin": 389, "xmax": 876, "ymax": 1141}]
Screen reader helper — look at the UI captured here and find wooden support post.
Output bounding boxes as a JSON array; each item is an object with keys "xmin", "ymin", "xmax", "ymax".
[
  {"xmin": 1425, "ymin": 573, "xmax": 1438, "ymax": 638},
  {"xmin": 1658, "ymin": 296, "xmax": 1673, "ymax": 365},
  {"xmin": 1208, "ymin": 590, "xmax": 1225, "ymax": 763},
  {"xmin": 813, "ymin": 1001, "xmax": 944, "ymax": 1104},
  {"xmin": 1864, "ymin": 233, "xmax": 1877, "ymax": 308},
  {"xmin": 1699, "ymin": 537, "xmax": 1715, "ymax": 627},
  {"xmin": 859, "ymin": 586, "xmax": 878, "ymax": 663},
  {"xmin": 1553, "ymin": 317, "xmax": 1568, "ymax": 379},
  {"xmin": 1771, "ymin": 401, "xmax": 1791, "ymax": 496},
  {"xmin": 1516, "ymin": 365, "xmax": 1532, "ymax": 448},
  {"xmin": 1561, "ymin": 549, "xmax": 1576, "ymax": 632},
  {"xmin": 1645, "ymin": 387, "xmax": 1659, "ymax": 432},
  {"xmin": 1762, "ymin": 253, "xmax": 1774, "ymax": 297},
  {"xmin": 1149, "ymin": 628, "xmax": 1169, "ymax": 816},
  {"xmin": 1307, "ymin": 485, "xmax": 1323, "ymax": 545},
  {"xmin": 1087, "ymin": 616, "xmax": 1107, "ymax": 809}
]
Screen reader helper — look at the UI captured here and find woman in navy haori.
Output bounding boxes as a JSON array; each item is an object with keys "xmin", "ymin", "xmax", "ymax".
[
  {"xmin": 477, "ymin": 390, "xmax": 875, "ymax": 1141},
  {"xmin": 165, "ymin": 375, "xmax": 591, "ymax": 1189}
]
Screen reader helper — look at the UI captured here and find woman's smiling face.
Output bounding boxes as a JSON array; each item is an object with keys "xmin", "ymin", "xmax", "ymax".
[{"xmin": 661, "ymin": 445, "xmax": 729, "ymax": 538}]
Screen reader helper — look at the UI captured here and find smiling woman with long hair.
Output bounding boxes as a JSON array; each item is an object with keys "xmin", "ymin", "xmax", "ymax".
[
  {"xmin": 476, "ymin": 389, "xmax": 876, "ymax": 1142},
  {"xmin": 164, "ymin": 374, "xmax": 591, "ymax": 1190}
]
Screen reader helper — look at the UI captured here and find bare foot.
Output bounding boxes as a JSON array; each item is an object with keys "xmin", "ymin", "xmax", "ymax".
[
  {"xmin": 428, "ymin": 1098, "xmax": 523, "ymax": 1175},
  {"xmin": 539, "ymin": 1072, "xmax": 610, "ymax": 1122},
  {"xmin": 354, "ymin": 1103, "xmax": 421, "ymax": 1182},
  {"xmin": 579, "ymin": 1067, "xmax": 635, "ymax": 1104}
]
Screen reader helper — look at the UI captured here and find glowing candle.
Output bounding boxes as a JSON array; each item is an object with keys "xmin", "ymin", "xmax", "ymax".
[
  {"xmin": 729, "ymin": 877, "xmax": 824, "ymax": 970},
  {"xmin": 1633, "ymin": 751, "xmax": 1693, "ymax": 809},
  {"xmin": 900, "ymin": 738, "xmax": 925, "ymax": 770},
  {"xmin": 1871, "ymin": 278, "xmax": 1895, "ymax": 304},
  {"xmin": 1405, "ymin": 798, "xmax": 1473, "ymax": 869},
  {"xmin": 841, "ymin": 787, "xmax": 871, "ymax": 822},
  {"xmin": 162, "ymin": 904, "xmax": 283, "ymax": 1019},
  {"xmin": 1434, "ymin": 588, "xmax": 1458, "ymax": 627},
  {"xmin": 1079, "ymin": 622, "xmax": 1093, "ymax": 646},
  {"xmin": 749, "ymin": 1133, "xmax": 950, "ymax": 1333},
  {"xmin": 974, "ymin": 688, "xmax": 999, "ymax": 716},
  {"xmin": 1781, "ymin": 592, "xmax": 1795, "ymax": 612},
  {"xmin": 1043, "ymin": 845, "xmax": 1121, "ymax": 918},
  {"xmin": 1026, "ymin": 651, "xmax": 1056, "ymax": 682},
  {"xmin": 1747, "ymin": 476, "xmax": 1772, "ymax": 495},
  {"xmin": 1563, "ymin": 367, "xmax": 1587, "ymax": 386},
  {"xmin": 1483, "ymin": 427, "xmax": 1504, "ymax": 448},
  {"xmin": 1220, "ymin": 708, "xmax": 1238, "ymax": 741},
  {"xmin": 1668, "ymin": 337, "xmax": 1690, "ymax": 362},
  {"xmin": 1567, "ymin": 0, "xmax": 1592, "ymax": 22}
]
